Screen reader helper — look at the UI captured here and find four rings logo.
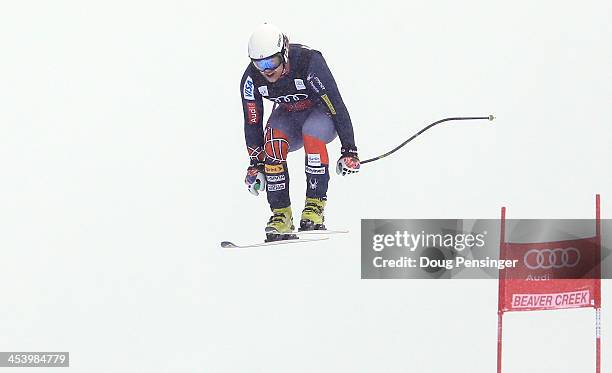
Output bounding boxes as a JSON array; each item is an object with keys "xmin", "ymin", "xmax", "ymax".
[
  {"xmin": 270, "ymin": 94, "xmax": 309, "ymax": 103},
  {"xmin": 523, "ymin": 248, "xmax": 581, "ymax": 270}
]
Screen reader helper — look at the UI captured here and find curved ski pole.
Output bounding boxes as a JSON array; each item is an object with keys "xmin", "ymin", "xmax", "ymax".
[{"xmin": 361, "ymin": 115, "xmax": 495, "ymax": 164}]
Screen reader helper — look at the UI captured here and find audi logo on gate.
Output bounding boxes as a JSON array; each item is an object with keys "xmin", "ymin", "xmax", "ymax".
[
  {"xmin": 270, "ymin": 94, "xmax": 309, "ymax": 103},
  {"xmin": 523, "ymin": 248, "xmax": 581, "ymax": 270}
]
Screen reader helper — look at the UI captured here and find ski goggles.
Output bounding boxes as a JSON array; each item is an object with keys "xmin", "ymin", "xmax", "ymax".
[{"xmin": 251, "ymin": 54, "xmax": 283, "ymax": 72}]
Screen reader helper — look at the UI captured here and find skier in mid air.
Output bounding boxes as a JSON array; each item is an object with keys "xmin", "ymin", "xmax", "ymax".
[{"xmin": 240, "ymin": 23, "xmax": 360, "ymax": 241}]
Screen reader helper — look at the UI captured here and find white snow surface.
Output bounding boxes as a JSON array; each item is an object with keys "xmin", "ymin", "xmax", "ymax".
[{"xmin": 1, "ymin": 0, "xmax": 611, "ymax": 372}]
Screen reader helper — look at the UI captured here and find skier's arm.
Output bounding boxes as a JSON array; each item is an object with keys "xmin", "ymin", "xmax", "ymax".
[
  {"xmin": 240, "ymin": 69, "xmax": 265, "ymax": 164},
  {"xmin": 306, "ymin": 53, "xmax": 357, "ymax": 152}
]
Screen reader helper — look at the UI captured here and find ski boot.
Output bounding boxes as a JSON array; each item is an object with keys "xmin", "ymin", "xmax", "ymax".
[
  {"xmin": 265, "ymin": 206, "xmax": 297, "ymax": 242},
  {"xmin": 299, "ymin": 197, "xmax": 326, "ymax": 231}
]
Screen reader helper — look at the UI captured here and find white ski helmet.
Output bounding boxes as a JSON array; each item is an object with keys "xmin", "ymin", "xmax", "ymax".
[{"xmin": 248, "ymin": 23, "xmax": 289, "ymax": 63}]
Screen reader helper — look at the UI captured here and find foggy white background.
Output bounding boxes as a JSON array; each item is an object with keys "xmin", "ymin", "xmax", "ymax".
[{"xmin": 1, "ymin": 0, "xmax": 611, "ymax": 372}]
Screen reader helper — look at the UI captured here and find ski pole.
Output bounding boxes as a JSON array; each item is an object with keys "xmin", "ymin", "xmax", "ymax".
[{"xmin": 361, "ymin": 115, "xmax": 495, "ymax": 164}]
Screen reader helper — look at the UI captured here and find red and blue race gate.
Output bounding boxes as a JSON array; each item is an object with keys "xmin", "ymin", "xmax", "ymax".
[{"xmin": 497, "ymin": 195, "xmax": 602, "ymax": 373}]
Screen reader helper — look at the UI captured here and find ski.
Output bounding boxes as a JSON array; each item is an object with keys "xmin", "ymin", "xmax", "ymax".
[{"xmin": 220, "ymin": 236, "xmax": 329, "ymax": 249}]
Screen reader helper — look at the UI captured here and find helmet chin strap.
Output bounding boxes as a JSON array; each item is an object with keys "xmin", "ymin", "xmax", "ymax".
[{"xmin": 281, "ymin": 61, "xmax": 290, "ymax": 76}]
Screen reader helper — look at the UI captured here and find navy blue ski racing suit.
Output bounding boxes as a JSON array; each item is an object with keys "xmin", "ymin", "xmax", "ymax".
[{"xmin": 240, "ymin": 44, "xmax": 357, "ymax": 209}]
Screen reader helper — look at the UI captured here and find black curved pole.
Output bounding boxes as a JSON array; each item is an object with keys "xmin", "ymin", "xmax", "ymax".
[{"xmin": 361, "ymin": 115, "xmax": 495, "ymax": 164}]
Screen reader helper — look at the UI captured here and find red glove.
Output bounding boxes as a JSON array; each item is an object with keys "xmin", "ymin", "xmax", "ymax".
[{"xmin": 336, "ymin": 147, "xmax": 360, "ymax": 176}]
